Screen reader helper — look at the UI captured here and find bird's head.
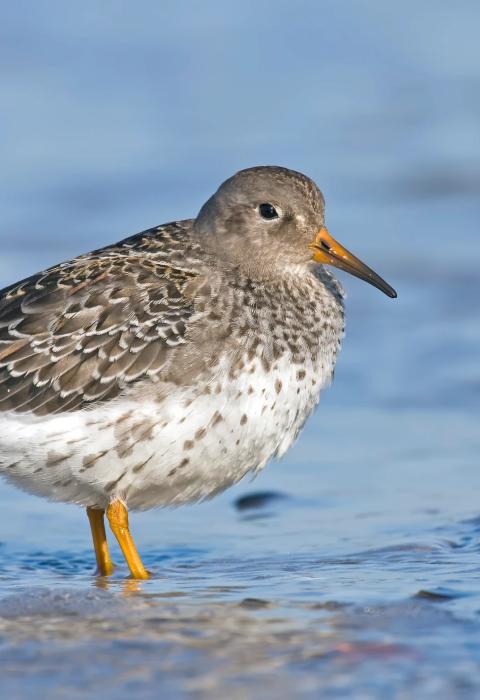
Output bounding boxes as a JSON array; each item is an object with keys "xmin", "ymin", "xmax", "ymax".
[{"xmin": 194, "ymin": 165, "xmax": 396, "ymax": 298}]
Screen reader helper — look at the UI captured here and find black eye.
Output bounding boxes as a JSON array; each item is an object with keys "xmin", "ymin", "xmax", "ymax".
[{"xmin": 258, "ymin": 203, "xmax": 279, "ymax": 220}]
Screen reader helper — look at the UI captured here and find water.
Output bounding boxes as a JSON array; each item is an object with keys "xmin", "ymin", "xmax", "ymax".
[{"xmin": 1, "ymin": 2, "xmax": 480, "ymax": 697}]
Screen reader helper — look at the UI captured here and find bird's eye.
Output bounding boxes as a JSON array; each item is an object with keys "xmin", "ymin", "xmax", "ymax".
[{"xmin": 258, "ymin": 203, "xmax": 279, "ymax": 220}]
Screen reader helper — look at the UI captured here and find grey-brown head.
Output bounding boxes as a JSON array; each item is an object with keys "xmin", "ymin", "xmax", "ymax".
[{"xmin": 194, "ymin": 166, "xmax": 396, "ymax": 297}]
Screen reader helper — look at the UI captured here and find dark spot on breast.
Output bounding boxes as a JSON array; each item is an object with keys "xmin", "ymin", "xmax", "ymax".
[
  {"xmin": 297, "ymin": 370, "xmax": 306, "ymax": 380},
  {"xmin": 116, "ymin": 440, "xmax": 135, "ymax": 460},
  {"xmin": 229, "ymin": 357, "xmax": 245, "ymax": 379},
  {"xmin": 275, "ymin": 379, "xmax": 282, "ymax": 394},
  {"xmin": 115, "ymin": 411, "xmax": 134, "ymax": 426},
  {"xmin": 105, "ymin": 470, "xmax": 127, "ymax": 492},
  {"xmin": 82, "ymin": 450, "xmax": 109, "ymax": 470},
  {"xmin": 132, "ymin": 454, "xmax": 154, "ymax": 473},
  {"xmin": 248, "ymin": 386, "xmax": 254, "ymax": 395},
  {"xmin": 195, "ymin": 427, "xmax": 207, "ymax": 440},
  {"xmin": 131, "ymin": 421, "xmax": 156, "ymax": 443},
  {"xmin": 211, "ymin": 411, "xmax": 223, "ymax": 426},
  {"xmin": 47, "ymin": 451, "xmax": 74, "ymax": 468},
  {"xmin": 168, "ymin": 457, "xmax": 190, "ymax": 477},
  {"xmin": 240, "ymin": 414, "xmax": 248, "ymax": 425},
  {"xmin": 66, "ymin": 435, "xmax": 88, "ymax": 445},
  {"xmin": 261, "ymin": 356, "xmax": 271, "ymax": 372},
  {"xmin": 183, "ymin": 440, "xmax": 194, "ymax": 450}
]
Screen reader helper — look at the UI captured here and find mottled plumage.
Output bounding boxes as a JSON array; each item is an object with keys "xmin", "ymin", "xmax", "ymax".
[
  {"xmin": 0, "ymin": 166, "xmax": 395, "ymax": 577},
  {"xmin": 0, "ymin": 221, "xmax": 202, "ymax": 415}
]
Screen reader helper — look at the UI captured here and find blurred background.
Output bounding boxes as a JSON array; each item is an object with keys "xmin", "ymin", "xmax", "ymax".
[{"xmin": 1, "ymin": 2, "xmax": 480, "ymax": 698}]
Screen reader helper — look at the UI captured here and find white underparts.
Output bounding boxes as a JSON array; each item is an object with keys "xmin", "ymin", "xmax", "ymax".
[{"xmin": 0, "ymin": 349, "xmax": 336, "ymax": 510}]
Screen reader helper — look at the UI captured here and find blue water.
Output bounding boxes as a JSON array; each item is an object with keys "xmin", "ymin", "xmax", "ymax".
[{"xmin": 1, "ymin": 2, "xmax": 480, "ymax": 698}]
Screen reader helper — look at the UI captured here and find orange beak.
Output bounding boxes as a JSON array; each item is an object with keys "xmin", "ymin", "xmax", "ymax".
[{"xmin": 309, "ymin": 227, "xmax": 397, "ymax": 298}]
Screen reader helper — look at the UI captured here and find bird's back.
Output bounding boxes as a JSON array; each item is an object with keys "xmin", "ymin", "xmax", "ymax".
[{"xmin": 0, "ymin": 220, "xmax": 206, "ymax": 416}]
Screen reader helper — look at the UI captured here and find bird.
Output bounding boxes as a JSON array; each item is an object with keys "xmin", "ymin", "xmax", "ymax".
[{"xmin": 0, "ymin": 166, "xmax": 396, "ymax": 579}]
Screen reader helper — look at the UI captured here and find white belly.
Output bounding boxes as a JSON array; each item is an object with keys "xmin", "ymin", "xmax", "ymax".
[{"xmin": 0, "ymin": 351, "xmax": 333, "ymax": 510}]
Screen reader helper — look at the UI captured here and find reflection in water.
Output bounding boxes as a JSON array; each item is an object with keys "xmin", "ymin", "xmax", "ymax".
[{"xmin": 93, "ymin": 576, "xmax": 145, "ymax": 596}]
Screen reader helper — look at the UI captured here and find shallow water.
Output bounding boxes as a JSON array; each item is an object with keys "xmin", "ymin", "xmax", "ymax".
[{"xmin": 1, "ymin": 2, "xmax": 480, "ymax": 697}]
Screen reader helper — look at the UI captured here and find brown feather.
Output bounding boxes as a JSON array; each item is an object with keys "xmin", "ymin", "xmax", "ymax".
[{"xmin": 0, "ymin": 220, "xmax": 207, "ymax": 415}]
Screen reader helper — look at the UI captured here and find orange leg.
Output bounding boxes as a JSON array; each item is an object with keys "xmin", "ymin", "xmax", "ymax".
[
  {"xmin": 87, "ymin": 507, "xmax": 114, "ymax": 576},
  {"xmin": 106, "ymin": 500, "xmax": 150, "ymax": 580}
]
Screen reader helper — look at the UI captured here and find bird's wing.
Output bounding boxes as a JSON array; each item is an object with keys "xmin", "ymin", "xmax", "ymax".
[{"xmin": 0, "ymin": 226, "xmax": 204, "ymax": 415}]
